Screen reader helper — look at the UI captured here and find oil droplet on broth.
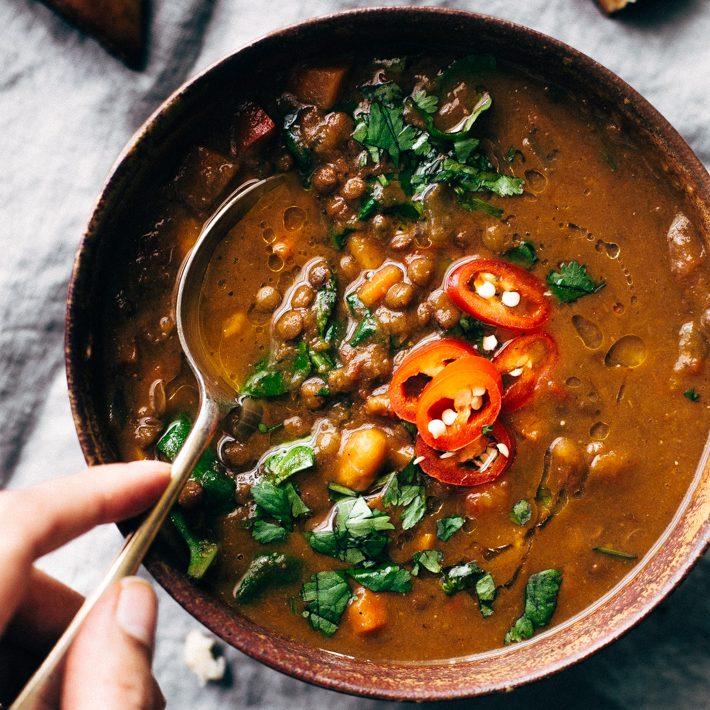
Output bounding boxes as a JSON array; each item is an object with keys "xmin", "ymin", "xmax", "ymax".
[
  {"xmin": 572, "ymin": 315, "xmax": 603, "ymax": 349},
  {"xmin": 283, "ymin": 206, "xmax": 306, "ymax": 231},
  {"xmin": 605, "ymin": 335, "xmax": 647, "ymax": 368},
  {"xmin": 262, "ymin": 227, "xmax": 276, "ymax": 244},
  {"xmin": 524, "ymin": 169, "xmax": 547, "ymax": 193},
  {"xmin": 566, "ymin": 376, "xmax": 582, "ymax": 388},
  {"xmin": 595, "ymin": 239, "xmax": 620, "ymax": 259},
  {"xmin": 268, "ymin": 253, "xmax": 284, "ymax": 272},
  {"xmin": 590, "ymin": 421, "xmax": 610, "ymax": 440}
]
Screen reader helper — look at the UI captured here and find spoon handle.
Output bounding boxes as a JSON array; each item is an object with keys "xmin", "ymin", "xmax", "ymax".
[{"xmin": 11, "ymin": 397, "xmax": 221, "ymax": 710}]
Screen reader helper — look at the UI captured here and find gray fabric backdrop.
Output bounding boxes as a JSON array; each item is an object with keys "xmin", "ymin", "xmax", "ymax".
[{"xmin": 1, "ymin": 0, "xmax": 708, "ymax": 707}]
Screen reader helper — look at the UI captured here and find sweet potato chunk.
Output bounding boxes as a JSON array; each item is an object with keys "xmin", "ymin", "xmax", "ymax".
[
  {"xmin": 174, "ymin": 146, "xmax": 238, "ymax": 212},
  {"xmin": 292, "ymin": 66, "xmax": 349, "ymax": 109},
  {"xmin": 231, "ymin": 102, "xmax": 276, "ymax": 155},
  {"xmin": 346, "ymin": 587, "xmax": 387, "ymax": 636}
]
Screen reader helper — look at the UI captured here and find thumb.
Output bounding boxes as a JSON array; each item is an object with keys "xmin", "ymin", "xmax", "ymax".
[{"xmin": 61, "ymin": 578, "xmax": 164, "ymax": 709}]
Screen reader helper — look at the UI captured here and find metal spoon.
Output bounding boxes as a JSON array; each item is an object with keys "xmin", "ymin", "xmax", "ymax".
[{"xmin": 12, "ymin": 174, "xmax": 285, "ymax": 709}]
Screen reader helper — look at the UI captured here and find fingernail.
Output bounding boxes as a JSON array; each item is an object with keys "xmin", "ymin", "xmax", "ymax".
[{"xmin": 116, "ymin": 577, "xmax": 157, "ymax": 649}]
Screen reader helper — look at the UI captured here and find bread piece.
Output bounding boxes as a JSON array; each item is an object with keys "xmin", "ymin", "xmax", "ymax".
[
  {"xmin": 41, "ymin": 0, "xmax": 145, "ymax": 67},
  {"xmin": 595, "ymin": 0, "xmax": 637, "ymax": 14}
]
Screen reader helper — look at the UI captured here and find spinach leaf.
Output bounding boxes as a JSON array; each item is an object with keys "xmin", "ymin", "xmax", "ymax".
[
  {"xmin": 547, "ymin": 261, "xmax": 605, "ymax": 303},
  {"xmin": 412, "ymin": 549, "xmax": 443, "ymax": 576},
  {"xmin": 349, "ymin": 311, "xmax": 378, "ymax": 347},
  {"xmin": 302, "ymin": 571, "xmax": 353, "ymax": 636},
  {"xmin": 235, "ymin": 552, "xmax": 300, "ymax": 602},
  {"xmin": 504, "ymin": 241, "xmax": 538, "ymax": 269},
  {"xmin": 282, "ymin": 110, "xmax": 313, "ymax": 176},
  {"xmin": 306, "ymin": 496, "xmax": 394, "ymax": 565},
  {"xmin": 331, "ymin": 225, "xmax": 355, "ymax": 249},
  {"xmin": 348, "ymin": 563, "xmax": 412, "ymax": 593},
  {"xmin": 436, "ymin": 515, "xmax": 465, "ymax": 542},
  {"xmin": 241, "ymin": 360, "xmax": 288, "ymax": 398},
  {"xmin": 309, "ymin": 349, "xmax": 335, "ymax": 375},
  {"xmin": 505, "ymin": 569, "xmax": 562, "ymax": 644},
  {"xmin": 593, "ymin": 546, "xmax": 637, "ymax": 560},
  {"xmin": 475, "ymin": 573, "xmax": 497, "ymax": 618},
  {"xmin": 291, "ymin": 341, "xmax": 312, "ymax": 382},
  {"xmin": 510, "ymin": 500, "xmax": 532, "ymax": 526},
  {"xmin": 169, "ymin": 509, "xmax": 219, "ymax": 580},
  {"xmin": 263, "ymin": 442, "xmax": 316, "ymax": 484},
  {"xmin": 315, "ymin": 274, "xmax": 338, "ymax": 337},
  {"xmin": 251, "ymin": 520, "xmax": 288, "ymax": 544},
  {"xmin": 441, "ymin": 560, "xmax": 486, "ymax": 595},
  {"xmin": 327, "ymin": 482, "xmax": 358, "ymax": 501}
]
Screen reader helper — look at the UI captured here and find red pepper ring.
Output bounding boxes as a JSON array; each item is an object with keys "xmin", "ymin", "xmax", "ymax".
[
  {"xmin": 493, "ymin": 333, "xmax": 558, "ymax": 412},
  {"xmin": 415, "ymin": 355, "xmax": 502, "ymax": 451},
  {"xmin": 414, "ymin": 421, "xmax": 515, "ymax": 487},
  {"xmin": 445, "ymin": 257, "xmax": 551, "ymax": 331},
  {"xmin": 389, "ymin": 338, "xmax": 478, "ymax": 423}
]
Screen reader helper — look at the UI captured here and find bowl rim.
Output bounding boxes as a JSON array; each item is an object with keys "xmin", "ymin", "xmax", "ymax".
[{"xmin": 64, "ymin": 6, "xmax": 710, "ymax": 702}]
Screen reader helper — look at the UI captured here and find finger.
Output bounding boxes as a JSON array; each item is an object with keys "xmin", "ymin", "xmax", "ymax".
[
  {"xmin": 3, "ymin": 460, "xmax": 171, "ymax": 560},
  {"xmin": 0, "ymin": 461, "xmax": 170, "ymax": 632},
  {"xmin": 62, "ymin": 577, "xmax": 162, "ymax": 709},
  {"xmin": 5, "ymin": 568, "xmax": 83, "ymax": 653}
]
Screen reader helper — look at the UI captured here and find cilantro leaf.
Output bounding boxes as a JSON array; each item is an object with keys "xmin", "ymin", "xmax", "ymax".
[
  {"xmin": 348, "ymin": 563, "xmax": 413, "ymax": 593},
  {"xmin": 251, "ymin": 480, "xmax": 309, "ymax": 526},
  {"xmin": 684, "ymin": 388, "xmax": 700, "ymax": 402},
  {"xmin": 436, "ymin": 515, "xmax": 465, "ymax": 541},
  {"xmin": 441, "ymin": 560, "xmax": 486, "ymax": 595},
  {"xmin": 380, "ymin": 459, "xmax": 427, "ymax": 530},
  {"xmin": 302, "ymin": 571, "xmax": 352, "ymax": 636},
  {"xmin": 306, "ymin": 496, "xmax": 394, "ymax": 565},
  {"xmin": 251, "ymin": 520, "xmax": 288, "ymax": 544},
  {"xmin": 411, "ymin": 88, "xmax": 438, "ymax": 114},
  {"xmin": 510, "ymin": 500, "xmax": 532, "ymax": 526},
  {"xmin": 505, "ymin": 569, "xmax": 562, "ymax": 644},
  {"xmin": 475, "ymin": 572, "xmax": 497, "ymax": 618},
  {"xmin": 412, "ymin": 549, "xmax": 443, "ymax": 576},
  {"xmin": 504, "ymin": 241, "xmax": 538, "ymax": 269},
  {"xmin": 547, "ymin": 261, "xmax": 605, "ymax": 303}
]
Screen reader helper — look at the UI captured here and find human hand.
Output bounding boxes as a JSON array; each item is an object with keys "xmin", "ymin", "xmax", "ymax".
[{"xmin": 0, "ymin": 461, "xmax": 171, "ymax": 709}]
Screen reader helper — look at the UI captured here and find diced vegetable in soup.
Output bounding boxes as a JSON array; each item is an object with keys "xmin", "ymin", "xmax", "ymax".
[{"xmin": 101, "ymin": 53, "xmax": 709, "ymax": 661}]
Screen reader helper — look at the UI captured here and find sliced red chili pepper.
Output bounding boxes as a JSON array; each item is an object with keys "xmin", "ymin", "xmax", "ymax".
[
  {"xmin": 415, "ymin": 421, "xmax": 515, "ymax": 487},
  {"xmin": 445, "ymin": 257, "xmax": 551, "ymax": 331},
  {"xmin": 389, "ymin": 338, "xmax": 477, "ymax": 423},
  {"xmin": 493, "ymin": 333, "xmax": 558, "ymax": 412},
  {"xmin": 415, "ymin": 355, "xmax": 502, "ymax": 451}
]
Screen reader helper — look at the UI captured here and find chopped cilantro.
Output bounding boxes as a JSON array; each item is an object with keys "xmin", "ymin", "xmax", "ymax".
[
  {"xmin": 547, "ymin": 261, "xmax": 605, "ymax": 303},
  {"xmin": 412, "ymin": 549, "xmax": 443, "ymax": 576},
  {"xmin": 481, "ymin": 424, "xmax": 494, "ymax": 436},
  {"xmin": 411, "ymin": 88, "xmax": 438, "ymax": 114},
  {"xmin": 301, "ymin": 571, "xmax": 352, "ymax": 636},
  {"xmin": 347, "ymin": 563, "xmax": 412, "ymax": 593},
  {"xmin": 504, "ymin": 241, "xmax": 538, "ymax": 269},
  {"xmin": 504, "ymin": 146, "xmax": 516, "ymax": 163},
  {"xmin": 436, "ymin": 515, "xmax": 465, "ymax": 541},
  {"xmin": 251, "ymin": 520, "xmax": 288, "ymax": 544},
  {"xmin": 505, "ymin": 569, "xmax": 562, "ymax": 644},
  {"xmin": 251, "ymin": 479, "xmax": 309, "ymax": 527},
  {"xmin": 475, "ymin": 573, "xmax": 497, "ymax": 618},
  {"xmin": 441, "ymin": 560, "xmax": 486, "ymax": 595},
  {"xmin": 684, "ymin": 388, "xmax": 700, "ymax": 402},
  {"xmin": 510, "ymin": 499, "xmax": 532, "ymax": 526},
  {"xmin": 306, "ymin": 496, "xmax": 394, "ymax": 565},
  {"xmin": 331, "ymin": 225, "xmax": 354, "ymax": 249},
  {"xmin": 380, "ymin": 459, "xmax": 427, "ymax": 530}
]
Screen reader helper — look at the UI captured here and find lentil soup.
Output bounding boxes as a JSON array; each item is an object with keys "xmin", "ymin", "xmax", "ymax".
[{"xmin": 101, "ymin": 54, "xmax": 709, "ymax": 661}]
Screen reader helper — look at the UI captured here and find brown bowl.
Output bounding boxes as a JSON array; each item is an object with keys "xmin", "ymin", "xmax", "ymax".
[{"xmin": 65, "ymin": 7, "xmax": 710, "ymax": 701}]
